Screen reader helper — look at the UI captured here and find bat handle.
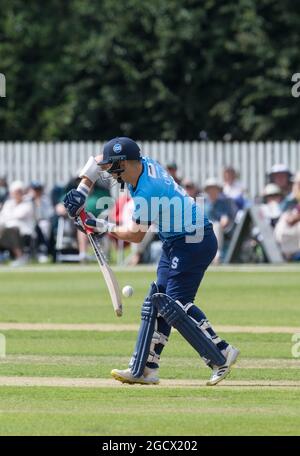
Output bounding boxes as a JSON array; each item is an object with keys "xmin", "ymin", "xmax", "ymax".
[{"xmin": 78, "ymin": 210, "xmax": 94, "ymax": 235}]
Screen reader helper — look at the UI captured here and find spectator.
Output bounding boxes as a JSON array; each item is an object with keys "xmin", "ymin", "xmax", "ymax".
[
  {"xmin": 50, "ymin": 184, "xmax": 65, "ymax": 207},
  {"xmin": 260, "ymin": 184, "xmax": 283, "ymax": 227},
  {"xmin": 204, "ymin": 178, "xmax": 238, "ymax": 263},
  {"xmin": 166, "ymin": 162, "xmax": 182, "ymax": 185},
  {"xmin": 28, "ymin": 181, "xmax": 54, "ymax": 263},
  {"xmin": 223, "ymin": 166, "xmax": 246, "ymax": 210},
  {"xmin": 281, "ymin": 171, "xmax": 300, "ymax": 213},
  {"xmin": 183, "ymin": 179, "xmax": 199, "ymax": 200},
  {"xmin": 268, "ymin": 164, "xmax": 293, "ymax": 198},
  {"xmin": 0, "ymin": 177, "xmax": 8, "ymax": 209},
  {"xmin": 275, "ymin": 172, "xmax": 300, "ymax": 261},
  {"xmin": 0, "ymin": 181, "xmax": 35, "ymax": 266}
]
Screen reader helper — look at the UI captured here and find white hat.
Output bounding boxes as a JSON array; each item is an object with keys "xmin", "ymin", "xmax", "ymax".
[
  {"xmin": 263, "ymin": 183, "xmax": 282, "ymax": 197},
  {"xmin": 269, "ymin": 164, "xmax": 291, "ymax": 175},
  {"xmin": 9, "ymin": 180, "xmax": 24, "ymax": 193},
  {"xmin": 204, "ymin": 177, "xmax": 223, "ymax": 190}
]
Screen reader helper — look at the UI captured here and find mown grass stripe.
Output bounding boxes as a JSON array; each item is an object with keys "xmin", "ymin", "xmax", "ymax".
[
  {"xmin": 1, "ymin": 355, "xmax": 299, "ymax": 369},
  {"xmin": 0, "ymin": 323, "xmax": 298, "ymax": 333},
  {"xmin": 1, "ymin": 265, "xmax": 300, "ymax": 273}
]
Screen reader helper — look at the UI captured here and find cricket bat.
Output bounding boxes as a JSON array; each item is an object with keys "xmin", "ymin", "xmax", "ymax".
[{"xmin": 78, "ymin": 210, "xmax": 123, "ymax": 317}]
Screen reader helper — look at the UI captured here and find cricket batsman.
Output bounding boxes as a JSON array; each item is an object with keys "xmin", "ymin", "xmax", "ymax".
[{"xmin": 64, "ymin": 137, "xmax": 240, "ymax": 386}]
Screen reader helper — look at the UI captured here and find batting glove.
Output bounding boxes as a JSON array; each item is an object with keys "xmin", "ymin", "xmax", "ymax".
[
  {"xmin": 85, "ymin": 214, "xmax": 116, "ymax": 234},
  {"xmin": 63, "ymin": 189, "xmax": 87, "ymax": 218},
  {"xmin": 74, "ymin": 216, "xmax": 87, "ymax": 234}
]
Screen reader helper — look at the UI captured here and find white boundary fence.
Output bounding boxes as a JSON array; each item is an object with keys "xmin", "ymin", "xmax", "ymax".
[{"xmin": 1, "ymin": 141, "xmax": 300, "ymax": 198}]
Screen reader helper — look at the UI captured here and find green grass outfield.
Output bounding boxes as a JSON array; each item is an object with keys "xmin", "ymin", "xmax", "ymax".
[{"xmin": 0, "ymin": 265, "xmax": 300, "ymax": 435}]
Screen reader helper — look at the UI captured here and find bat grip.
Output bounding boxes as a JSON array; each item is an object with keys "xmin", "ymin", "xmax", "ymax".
[{"xmin": 79, "ymin": 210, "xmax": 94, "ymax": 235}]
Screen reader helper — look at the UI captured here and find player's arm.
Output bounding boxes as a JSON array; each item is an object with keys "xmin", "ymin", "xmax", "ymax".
[
  {"xmin": 112, "ymin": 220, "xmax": 147, "ymax": 243},
  {"xmin": 85, "ymin": 216, "xmax": 147, "ymax": 243}
]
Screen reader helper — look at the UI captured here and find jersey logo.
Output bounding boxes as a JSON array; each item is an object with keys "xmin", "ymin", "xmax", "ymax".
[
  {"xmin": 147, "ymin": 163, "xmax": 157, "ymax": 178},
  {"xmin": 171, "ymin": 256, "xmax": 179, "ymax": 269}
]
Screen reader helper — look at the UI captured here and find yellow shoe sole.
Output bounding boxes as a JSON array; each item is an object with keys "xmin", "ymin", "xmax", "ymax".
[{"xmin": 111, "ymin": 370, "xmax": 159, "ymax": 385}]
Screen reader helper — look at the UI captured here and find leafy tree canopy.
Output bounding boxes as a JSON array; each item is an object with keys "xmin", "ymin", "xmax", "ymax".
[{"xmin": 0, "ymin": 0, "xmax": 300, "ymax": 140}]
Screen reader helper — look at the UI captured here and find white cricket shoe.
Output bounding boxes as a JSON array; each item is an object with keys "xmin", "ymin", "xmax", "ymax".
[
  {"xmin": 10, "ymin": 255, "xmax": 28, "ymax": 268},
  {"xmin": 206, "ymin": 345, "xmax": 240, "ymax": 386},
  {"xmin": 111, "ymin": 366, "xmax": 159, "ymax": 385}
]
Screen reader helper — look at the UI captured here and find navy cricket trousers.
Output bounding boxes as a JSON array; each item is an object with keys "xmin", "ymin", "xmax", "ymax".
[{"xmin": 156, "ymin": 225, "xmax": 218, "ymax": 304}]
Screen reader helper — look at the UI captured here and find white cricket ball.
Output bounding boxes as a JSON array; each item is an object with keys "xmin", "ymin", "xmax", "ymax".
[{"xmin": 122, "ymin": 285, "xmax": 134, "ymax": 298}]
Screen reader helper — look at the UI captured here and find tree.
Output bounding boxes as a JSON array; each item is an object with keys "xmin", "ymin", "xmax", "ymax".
[{"xmin": 0, "ymin": 0, "xmax": 300, "ymax": 140}]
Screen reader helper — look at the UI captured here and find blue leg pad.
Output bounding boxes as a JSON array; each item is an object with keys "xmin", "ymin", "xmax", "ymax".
[
  {"xmin": 152, "ymin": 293, "xmax": 226, "ymax": 366},
  {"xmin": 129, "ymin": 282, "xmax": 160, "ymax": 377}
]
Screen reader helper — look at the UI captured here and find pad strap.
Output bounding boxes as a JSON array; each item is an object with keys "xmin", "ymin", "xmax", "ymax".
[{"xmin": 147, "ymin": 330, "xmax": 169, "ymax": 365}]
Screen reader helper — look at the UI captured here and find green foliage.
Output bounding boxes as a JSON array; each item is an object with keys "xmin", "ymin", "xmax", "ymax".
[{"xmin": 0, "ymin": 0, "xmax": 300, "ymax": 140}]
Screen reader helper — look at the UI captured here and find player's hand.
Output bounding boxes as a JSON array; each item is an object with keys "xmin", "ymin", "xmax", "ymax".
[
  {"xmin": 74, "ymin": 212, "xmax": 97, "ymax": 235},
  {"xmin": 85, "ymin": 215, "xmax": 115, "ymax": 234},
  {"xmin": 63, "ymin": 189, "xmax": 86, "ymax": 218}
]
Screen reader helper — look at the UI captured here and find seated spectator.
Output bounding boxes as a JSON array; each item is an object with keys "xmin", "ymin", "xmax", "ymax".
[
  {"xmin": 28, "ymin": 181, "xmax": 54, "ymax": 263},
  {"xmin": 204, "ymin": 178, "xmax": 238, "ymax": 263},
  {"xmin": 183, "ymin": 179, "xmax": 199, "ymax": 200},
  {"xmin": 268, "ymin": 164, "xmax": 293, "ymax": 198},
  {"xmin": 281, "ymin": 171, "xmax": 300, "ymax": 212},
  {"xmin": 50, "ymin": 184, "xmax": 65, "ymax": 207},
  {"xmin": 0, "ymin": 177, "xmax": 8, "ymax": 209},
  {"xmin": 260, "ymin": 184, "xmax": 283, "ymax": 227},
  {"xmin": 166, "ymin": 162, "xmax": 182, "ymax": 185},
  {"xmin": 0, "ymin": 181, "xmax": 35, "ymax": 266},
  {"xmin": 223, "ymin": 166, "xmax": 246, "ymax": 210},
  {"xmin": 274, "ymin": 172, "xmax": 300, "ymax": 261}
]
